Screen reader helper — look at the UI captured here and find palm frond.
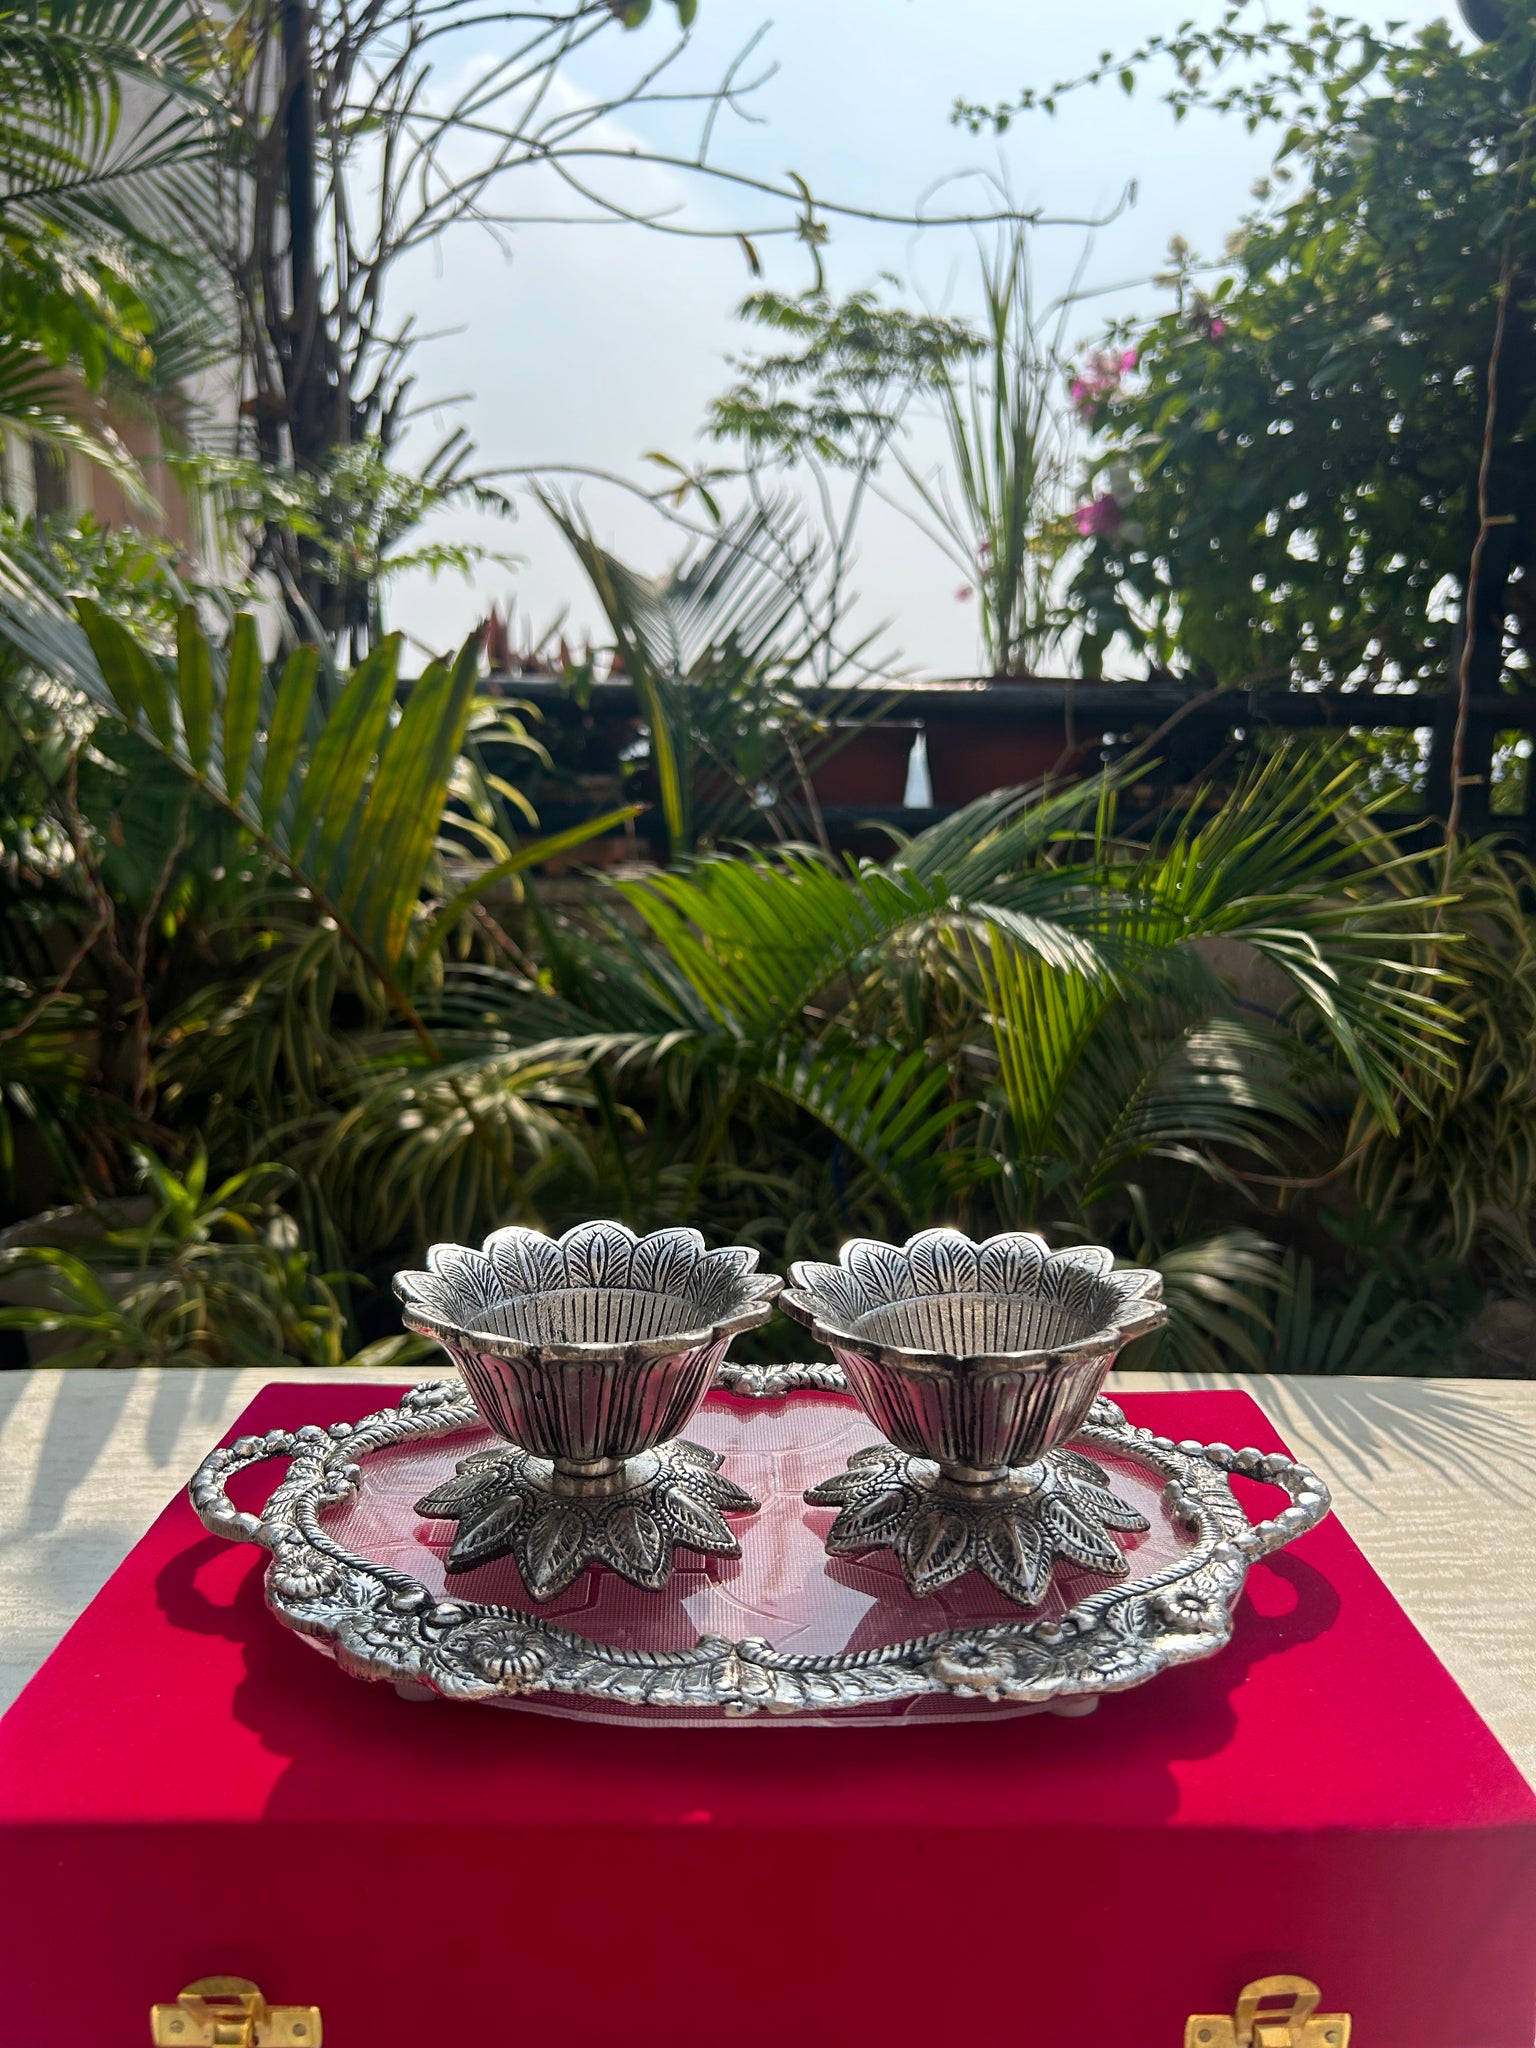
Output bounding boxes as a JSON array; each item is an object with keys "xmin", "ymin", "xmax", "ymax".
[
  {"xmin": 1266, "ymin": 1250, "xmax": 1449, "ymax": 1376},
  {"xmin": 1128, "ymin": 1231, "xmax": 1287, "ymax": 1375},
  {"xmin": 309, "ymin": 1043, "xmax": 593, "ymax": 1250},
  {"xmin": 1350, "ymin": 842, "xmax": 1536, "ymax": 1282},
  {"xmin": 1124, "ymin": 750, "xmax": 1457, "ymax": 1122},
  {"xmin": 0, "ymin": 0, "xmax": 219, "ymax": 235},
  {"xmin": 620, "ymin": 848, "xmax": 885, "ymax": 1035},
  {"xmin": 1070, "ymin": 1014, "xmax": 1317, "ymax": 1209},
  {"xmin": 767, "ymin": 1035, "xmax": 981, "ymax": 1220},
  {"xmin": 63, "ymin": 605, "xmax": 631, "ymax": 995},
  {"xmin": 542, "ymin": 494, "xmax": 817, "ymax": 850}
]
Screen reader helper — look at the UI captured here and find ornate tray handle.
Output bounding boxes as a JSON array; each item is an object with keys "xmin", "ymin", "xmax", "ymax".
[
  {"xmin": 189, "ymin": 1380, "xmax": 1332, "ymax": 1719},
  {"xmin": 1178, "ymin": 1440, "xmax": 1331, "ymax": 1562}
]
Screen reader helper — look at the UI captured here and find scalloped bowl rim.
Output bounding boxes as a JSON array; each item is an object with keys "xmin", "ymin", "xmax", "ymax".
[
  {"xmin": 776, "ymin": 1289, "xmax": 1166, "ymax": 1373},
  {"xmin": 392, "ymin": 1222, "xmax": 782, "ymax": 1365},
  {"xmin": 779, "ymin": 1231, "xmax": 1167, "ymax": 1372},
  {"xmin": 396, "ymin": 1288, "xmax": 778, "ymax": 1364}
]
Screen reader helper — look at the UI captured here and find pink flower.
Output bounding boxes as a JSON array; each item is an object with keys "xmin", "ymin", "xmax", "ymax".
[
  {"xmin": 955, "ymin": 584, "xmax": 974, "ymax": 602},
  {"xmin": 1075, "ymin": 494, "xmax": 1123, "ymax": 539},
  {"xmin": 1187, "ymin": 297, "xmax": 1229, "ymax": 342},
  {"xmin": 1070, "ymin": 346, "xmax": 1139, "ymax": 418}
]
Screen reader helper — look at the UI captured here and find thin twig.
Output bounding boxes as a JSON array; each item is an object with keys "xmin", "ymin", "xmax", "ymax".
[
  {"xmin": 133, "ymin": 795, "xmax": 192, "ymax": 990},
  {"xmin": 471, "ymin": 899, "xmax": 543, "ymax": 979},
  {"xmin": 781, "ymin": 725, "xmax": 833, "ymax": 859},
  {"xmin": 1443, "ymin": 242, "xmax": 1516, "ymax": 890},
  {"xmin": 1443, "ymin": 117, "xmax": 1534, "ymax": 899},
  {"xmin": 0, "ymin": 909, "xmax": 108, "ymax": 1044}
]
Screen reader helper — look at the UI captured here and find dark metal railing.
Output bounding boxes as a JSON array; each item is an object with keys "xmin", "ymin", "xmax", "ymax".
[{"xmin": 472, "ymin": 670, "xmax": 1536, "ymax": 852}]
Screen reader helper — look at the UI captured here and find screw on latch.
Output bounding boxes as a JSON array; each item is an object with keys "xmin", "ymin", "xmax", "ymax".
[
  {"xmin": 1185, "ymin": 1975, "xmax": 1351, "ymax": 2048},
  {"xmin": 151, "ymin": 1977, "xmax": 323, "ymax": 2048}
]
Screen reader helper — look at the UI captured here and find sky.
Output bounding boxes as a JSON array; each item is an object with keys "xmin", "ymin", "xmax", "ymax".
[{"xmin": 384, "ymin": 0, "xmax": 1459, "ymax": 679}]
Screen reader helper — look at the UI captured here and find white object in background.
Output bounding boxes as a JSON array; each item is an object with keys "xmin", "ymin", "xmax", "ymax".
[{"xmin": 903, "ymin": 728, "xmax": 932, "ymax": 808}]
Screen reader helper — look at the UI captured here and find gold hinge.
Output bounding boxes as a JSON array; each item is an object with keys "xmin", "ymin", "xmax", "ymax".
[
  {"xmin": 150, "ymin": 1978, "xmax": 321, "ymax": 2048},
  {"xmin": 1186, "ymin": 1976, "xmax": 1352, "ymax": 2048}
]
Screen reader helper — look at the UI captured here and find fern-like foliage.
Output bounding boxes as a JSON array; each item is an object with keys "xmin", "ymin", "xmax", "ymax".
[{"xmin": 69, "ymin": 602, "xmax": 632, "ymax": 1018}]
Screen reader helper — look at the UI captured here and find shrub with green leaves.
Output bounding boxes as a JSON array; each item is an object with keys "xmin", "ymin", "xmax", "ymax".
[{"xmin": 0, "ymin": 1147, "xmax": 412, "ymax": 1368}]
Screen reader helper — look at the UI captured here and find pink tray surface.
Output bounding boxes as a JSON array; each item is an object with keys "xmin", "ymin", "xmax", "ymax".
[{"xmin": 317, "ymin": 1388, "xmax": 1199, "ymax": 1724}]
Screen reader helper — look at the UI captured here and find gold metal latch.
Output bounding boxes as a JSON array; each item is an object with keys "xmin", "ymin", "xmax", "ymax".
[
  {"xmin": 1186, "ymin": 1976, "xmax": 1352, "ymax": 2048},
  {"xmin": 150, "ymin": 1977, "xmax": 322, "ymax": 2048}
]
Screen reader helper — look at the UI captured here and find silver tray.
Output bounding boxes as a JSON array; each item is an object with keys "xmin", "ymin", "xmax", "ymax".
[{"xmin": 190, "ymin": 1370, "xmax": 1331, "ymax": 1723}]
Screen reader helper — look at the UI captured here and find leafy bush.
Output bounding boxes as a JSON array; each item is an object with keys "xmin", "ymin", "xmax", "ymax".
[{"xmin": 0, "ymin": 1148, "xmax": 407, "ymax": 1369}]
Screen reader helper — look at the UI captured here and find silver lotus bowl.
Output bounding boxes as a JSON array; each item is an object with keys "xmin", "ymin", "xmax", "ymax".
[
  {"xmin": 392, "ymin": 1222, "xmax": 780, "ymax": 1597},
  {"xmin": 782, "ymin": 1228, "xmax": 1169, "ymax": 1605}
]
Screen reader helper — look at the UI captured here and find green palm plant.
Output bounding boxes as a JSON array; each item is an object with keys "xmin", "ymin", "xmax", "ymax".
[
  {"xmin": 625, "ymin": 758, "xmax": 1444, "ymax": 1197},
  {"xmin": 1118, "ymin": 1229, "xmax": 1286, "ymax": 1375},
  {"xmin": 1264, "ymin": 1250, "xmax": 1450, "ymax": 1376},
  {"xmin": 307, "ymin": 1037, "xmax": 597, "ymax": 1253},
  {"xmin": 5, "ymin": 561, "xmax": 1464, "ymax": 1371},
  {"xmin": 0, "ymin": 596, "xmax": 628, "ymax": 1246},
  {"xmin": 351, "ymin": 749, "xmax": 1454, "ymax": 1361},
  {"xmin": 0, "ymin": 0, "xmax": 225, "ymax": 485},
  {"xmin": 0, "ymin": 978, "xmax": 98, "ymax": 1189},
  {"xmin": 1130, "ymin": 1239, "xmax": 1453, "ymax": 1378},
  {"xmin": 543, "ymin": 494, "xmax": 905, "ymax": 855},
  {"xmin": 1349, "ymin": 842, "xmax": 1536, "ymax": 1288},
  {"xmin": 954, "ymin": 754, "xmax": 1457, "ymax": 1208},
  {"xmin": 64, "ymin": 603, "xmax": 633, "ymax": 1038}
]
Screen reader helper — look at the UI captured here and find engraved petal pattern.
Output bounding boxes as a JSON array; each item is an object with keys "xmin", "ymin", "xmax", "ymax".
[
  {"xmin": 602, "ymin": 1504, "xmax": 663, "ymax": 1577},
  {"xmin": 484, "ymin": 1226, "xmax": 564, "ymax": 1298},
  {"xmin": 902, "ymin": 1506, "xmax": 973, "ymax": 1592},
  {"xmin": 447, "ymin": 1496, "xmax": 527, "ymax": 1573},
  {"xmin": 561, "ymin": 1220, "xmax": 630, "ymax": 1290},
  {"xmin": 808, "ymin": 1439, "xmax": 1153, "ymax": 1608},
  {"xmin": 981, "ymin": 1510, "xmax": 1050, "ymax": 1606},
  {"xmin": 630, "ymin": 1226, "xmax": 705, "ymax": 1297},
  {"xmin": 395, "ymin": 1221, "xmax": 779, "ymax": 1351},
  {"xmin": 790, "ymin": 1261, "xmax": 870, "ymax": 1325},
  {"xmin": 843, "ymin": 1238, "xmax": 913, "ymax": 1306},
  {"xmin": 393, "ymin": 1222, "xmax": 781, "ymax": 1471},
  {"xmin": 907, "ymin": 1227, "xmax": 980, "ymax": 1295},
  {"xmin": 781, "ymin": 1228, "xmax": 1167, "ymax": 1473},
  {"xmin": 977, "ymin": 1231, "xmax": 1047, "ymax": 1297},
  {"xmin": 412, "ymin": 1437, "xmax": 758, "ymax": 1597},
  {"xmin": 828, "ymin": 1482, "xmax": 916, "ymax": 1544},
  {"xmin": 522, "ymin": 1507, "xmax": 590, "ymax": 1597},
  {"xmin": 783, "ymin": 1229, "xmax": 1161, "ymax": 1361}
]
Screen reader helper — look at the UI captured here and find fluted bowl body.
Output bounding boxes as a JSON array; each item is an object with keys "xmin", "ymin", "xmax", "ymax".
[
  {"xmin": 781, "ymin": 1229, "xmax": 1165, "ymax": 1477},
  {"xmin": 394, "ymin": 1222, "xmax": 779, "ymax": 1467}
]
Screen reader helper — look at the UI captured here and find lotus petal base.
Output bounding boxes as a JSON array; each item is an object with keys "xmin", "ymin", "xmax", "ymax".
[
  {"xmin": 804, "ymin": 1441, "xmax": 1151, "ymax": 1606},
  {"xmin": 416, "ymin": 1438, "xmax": 758, "ymax": 1599}
]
